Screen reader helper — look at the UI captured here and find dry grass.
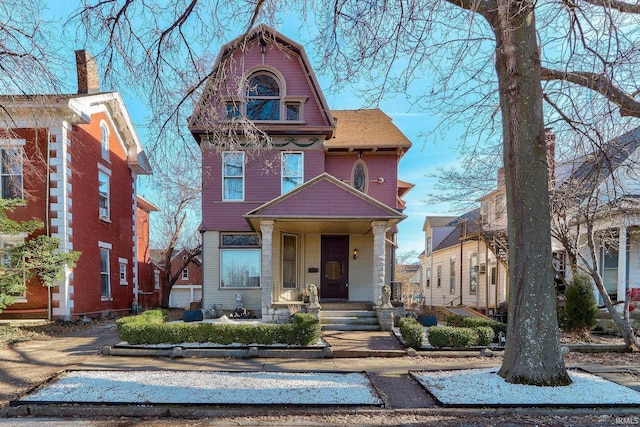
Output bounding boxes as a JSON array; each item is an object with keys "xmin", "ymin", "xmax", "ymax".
[
  {"xmin": 0, "ymin": 308, "xmax": 187, "ymax": 348},
  {"xmin": 0, "ymin": 320, "xmax": 98, "ymax": 347}
]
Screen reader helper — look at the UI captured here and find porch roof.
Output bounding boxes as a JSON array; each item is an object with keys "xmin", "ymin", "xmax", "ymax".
[{"xmin": 244, "ymin": 173, "xmax": 406, "ymax": 234}]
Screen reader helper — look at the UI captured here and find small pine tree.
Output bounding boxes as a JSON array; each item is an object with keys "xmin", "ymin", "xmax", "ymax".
[{"xmin": 562, "ymin": 273, "xmax": 599, "ymax": 335}]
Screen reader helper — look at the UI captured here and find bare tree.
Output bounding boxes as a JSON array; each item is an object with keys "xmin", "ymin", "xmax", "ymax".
[
  {"xmin": 551, "ymin": 129, "xmax": 640, "ymax": 351},
  {"xmin": 63, "ymin": 0, "xmax": 640, "ymax": 386},
  {"xmin": 148, "ymin": 166, "xmax": 201, "ymax": 308}
]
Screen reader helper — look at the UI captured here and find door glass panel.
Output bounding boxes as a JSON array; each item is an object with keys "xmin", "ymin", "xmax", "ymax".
[{"xmin": 325, "ymin": 261, "xmax": 342, "ymax": 280}]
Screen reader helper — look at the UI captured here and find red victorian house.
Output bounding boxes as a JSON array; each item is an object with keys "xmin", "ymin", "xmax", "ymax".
[
  {"xmin": 0, "ymin": 50, "xmax": 152, "ymax": 320},
  {"xmin": 188, "ymin": 26, "xmax": 413, "ymax": 322}
]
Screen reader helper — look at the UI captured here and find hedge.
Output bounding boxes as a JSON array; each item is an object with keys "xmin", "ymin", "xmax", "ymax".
[
  {"xmin": 116, "ymin": 310, "xmax": 321, "ymax": 346},
  {"xmin": 427, "ymin": 325, "xmax": 494, "ymax": 348},
  {"xmin": 398, "ymin": 316, "xmax": 424, "ymax": 349},
  {"xmin": 446, "ymin": 314, "xmax": 507, "ymax": 341}
]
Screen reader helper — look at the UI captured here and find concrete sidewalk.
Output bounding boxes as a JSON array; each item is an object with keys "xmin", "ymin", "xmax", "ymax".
[{"xmin": 2, "ymin": 322, "xmax": 640, "ymax": 422}]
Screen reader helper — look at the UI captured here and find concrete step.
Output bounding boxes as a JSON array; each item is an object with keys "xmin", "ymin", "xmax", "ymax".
[
  {"xmin": 321, "ymin": 310, "xmax": 377, "ymax": 318},
  {"xmin": 320, "ymin": 308, "xmax": 381, "ymax": 331},
  {"xmin": 320, "ymin": 302, "xmax": 373, "ymax": 311},
  {"xmin": 321, "ymin": 323, "xmax": 382, "ymax": 331},
  {"xmin": 321, "ymin": 316, "xmax": 380, "ymax": 325}
]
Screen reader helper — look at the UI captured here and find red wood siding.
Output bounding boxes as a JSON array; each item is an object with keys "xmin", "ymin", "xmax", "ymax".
[
  {"xmin": 325, "ymin": 153, "xmax": 399, "ymax": 208},
  {"xmin": 257, "ymin": 179, "xmax": 396, "ymax": 217},
  {"xmin": 216, "ymin": 41, "xmax": 329, "ymax": 128},
  {"xmin": 201, "ymin": 148, "xmax": 326, "ymax": 230}
]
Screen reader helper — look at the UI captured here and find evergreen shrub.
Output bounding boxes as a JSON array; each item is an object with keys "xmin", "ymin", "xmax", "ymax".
[
  {"xmin": 398, "ymin": 316, "xmax": 424, "ymax": 349},
  {"xmin": 561, "ymin": 273, "xmax": 599, "ymax": 334},
  {"xmin": 116, "ymin": 310, "xmax": 320, "ymax": 346}
]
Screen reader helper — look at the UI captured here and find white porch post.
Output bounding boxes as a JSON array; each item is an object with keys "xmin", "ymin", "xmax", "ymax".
[
  {"xmin": 372, "ymin": 221, "xmax": 388, "ymax": 305},
  {"xmin": 260, "ymin": 220, "xmax": 275, "ymax": 321},
  {"xmin": 617, "ymin": 226, "xmax": 628, "ymax": 309}
]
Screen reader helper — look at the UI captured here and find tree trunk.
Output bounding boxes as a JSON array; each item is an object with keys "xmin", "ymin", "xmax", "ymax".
[{"xmin": 492, "ymin": 1, "xmax": 571, "ymax": 386}]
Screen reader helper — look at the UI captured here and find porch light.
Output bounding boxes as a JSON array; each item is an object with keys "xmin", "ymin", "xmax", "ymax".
[{"xmin": 353, "ymin": 248, "xmax": 359, "ymax": 260}]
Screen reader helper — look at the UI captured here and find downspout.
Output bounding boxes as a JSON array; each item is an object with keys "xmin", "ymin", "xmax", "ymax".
[
  {"xmin": 429, "ymin": 253, "xmax": 434, "ymax": 314},
  {"xmin": 485, "ymin": 243, "xmax": 489, "ymax": 315},
  {"xmin": 459, "ymin": 238, "xmax": 463, "ymax": 305},
  {"xmin": 46, "ymin": 129, "xmax": 51, "ymax": 321}
]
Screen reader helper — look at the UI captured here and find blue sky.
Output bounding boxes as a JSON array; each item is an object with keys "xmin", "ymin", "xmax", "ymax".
[{"xmin": 42, "ymin": 4, "xmax": 467, "ymax": 263}]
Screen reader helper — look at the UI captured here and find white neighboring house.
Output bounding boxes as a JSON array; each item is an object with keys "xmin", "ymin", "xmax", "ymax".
[
  {"xmin": 420, "ymin": 210, "xmax": 509, "ymax": 317},
  {"xmin": 555, "ymin": 126, "xmax": 640, "ymax": 310},
  {"xmin": 420, "ymin": 127, "xmax": 640, "ymax": 317}
]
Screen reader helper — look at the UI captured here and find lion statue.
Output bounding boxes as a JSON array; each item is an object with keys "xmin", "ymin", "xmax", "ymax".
[
  {"xmin": 381, "ymin": 284, "xmax": 392, "ymax": 308},
  {"xmin": 306, "ymin": 284, "xmax": 319, "ymax": 307}
]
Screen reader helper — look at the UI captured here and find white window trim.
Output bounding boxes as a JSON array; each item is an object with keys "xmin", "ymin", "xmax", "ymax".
[
  {"xmin": 281, "ymin": 152, "xmax": 304, "ymax": 194},
  {"xmin": 222, "ymin": 151, "xmax": 245, "ymax": 201},
  {"xmin": 182, "ymin": 268, "xmax": 189, "ymax": 280},
  {"xmin": 99, "ymin": 242, "xmax": 112, "ymax": 300},
  {"xmin": 219, "ymin": 248, "xmax": 262, "ymax": 289},
  {"xmin": 98, "ymin": 167, "xmax": 111, "ymax": 221},
  {"xmin": 118, "ymin": 257, "xmax": 128, "ymax": 285},
  {"xmin": 154, "ymin": 269, "xmax": 161, "ymax": 290},
  {"xmin": 0, "ymin": 141, "xmax": 25, "ymax": 200}
]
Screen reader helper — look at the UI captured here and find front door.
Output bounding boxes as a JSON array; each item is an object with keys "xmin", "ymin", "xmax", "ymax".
[{"xmin": 321, "ymin": 235, "xmax": 349, "ymax": 300}]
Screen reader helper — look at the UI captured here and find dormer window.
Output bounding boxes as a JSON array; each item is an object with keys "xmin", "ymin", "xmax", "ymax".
[
  {"xmin": 247, "ymin": 72, "xmax": 280, "ymax": 121},
  {"xmin": 225, "ymin": 68, "xmax": 306, "ymax": 122}
]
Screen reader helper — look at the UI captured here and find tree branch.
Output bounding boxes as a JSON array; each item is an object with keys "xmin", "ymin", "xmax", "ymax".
[
  {"xmin": 541, "ymin": 67, "xmax": 640, "ymax": 117},
  {"xmin": 582, "ymin": 0, "xmax": 640, "ymax": 14}
]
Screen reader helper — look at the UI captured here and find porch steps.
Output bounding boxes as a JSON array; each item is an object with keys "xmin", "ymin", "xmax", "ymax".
[{"xmin": 319, "ymin": 303, "xmax": 381, "ymax": 331}]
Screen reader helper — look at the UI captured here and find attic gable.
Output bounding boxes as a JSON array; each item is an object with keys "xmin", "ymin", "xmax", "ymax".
[{"xmin": 189, "ymin": 24, "xmax": 335, "ymax": 141}]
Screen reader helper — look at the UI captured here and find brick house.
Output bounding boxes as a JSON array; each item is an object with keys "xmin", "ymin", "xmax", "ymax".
[
  {"xmin": 0, "ymin": 50, "xmax": 152, "ymax": 320},
  {"xmin": 188, "ymin": 25, "xmax": 413, "ymax": 321},
  {"xmin": 135, "ymin": 196, "xmax": 160, "ymax": 309}
]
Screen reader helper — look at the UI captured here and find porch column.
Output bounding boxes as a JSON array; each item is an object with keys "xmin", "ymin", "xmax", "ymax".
[
  {"xmin": 260, "ymin": 220, "xmax": 275, "ymax": 321},
  {"xmin": 372, "ymin": 221, "xmax": 388, "ymax": 305},
  {"xmin": 617, "ymin": 226, "xmax": 628, "ymax": 309}
]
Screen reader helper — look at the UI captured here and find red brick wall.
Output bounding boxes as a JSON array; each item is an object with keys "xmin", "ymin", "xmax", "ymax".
[
  {"xmin": 1, "ymin": 128, "xmax": 51, "ymax": 317},
  {"xmin": 136, "ymin": 206, "xmax": 160, "ymax": 307},
  {"xmin": 69, "ymin": 112, "xmax": 135, "ymax": 316}
]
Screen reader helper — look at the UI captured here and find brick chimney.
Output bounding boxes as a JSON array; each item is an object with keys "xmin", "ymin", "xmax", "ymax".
[{"xmin": 75, "ymin": 50, "xmax": 99, "ymax": 94}]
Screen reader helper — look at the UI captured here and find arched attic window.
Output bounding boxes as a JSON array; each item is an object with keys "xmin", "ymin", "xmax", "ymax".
[
  {"xmin": 100, "ymin": 121, "xmax": 110, "ymax": 161},
  {"xmin": 352, "ymin": 160, "xmax": 368, "ymax": 193},
  {"xmin": 246, "ymin": 72, "xmax": 281, "ymax": 121}
]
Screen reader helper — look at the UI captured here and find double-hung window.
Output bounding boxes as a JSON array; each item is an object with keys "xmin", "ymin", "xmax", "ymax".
[
  {"xmin": 449, "ymin": 258, "xmax": 456, "ymax": 294},
  {"xmin": 99, "ymin": 242, "xmax": 112, "ymax": 300},
  {"xmin": 182, "ymin": 268, "xmax": 189, "ymax": 280},
  {"xmin": 1, "ymin": 142, "xmax": 24, "ymax": 199},
  {"xmin": 98, "ymin": 167, "xmax": 110, "ymax": 219},
  {"xmin": 119, "ymin": 258, "xmax": 128, "ymax": 285},
  {"xmin": 281, "ymin": 152, "xmax": 303, "ymax": 194},
  {"xmin": 220, "ymin": 233, "xmax": 261, "ymax": 288},
  {"xmin": 222, "ymin": 152, "xmax": 244, "ymax": 201}
]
